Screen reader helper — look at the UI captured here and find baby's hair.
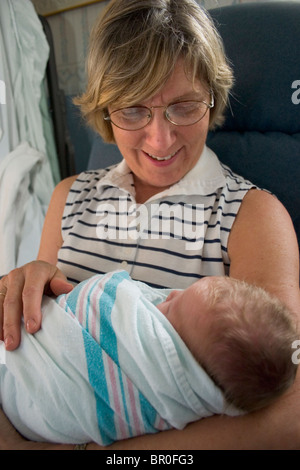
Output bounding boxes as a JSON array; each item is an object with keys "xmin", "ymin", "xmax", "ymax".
[{"xmin": 195, "ymin": 277, "xmax": 298, "ymax": 412}]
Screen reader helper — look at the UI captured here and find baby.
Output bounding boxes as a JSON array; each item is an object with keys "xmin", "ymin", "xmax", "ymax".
[
  {"xmin": 0, "ymin": 270, "xmax": 297, "ymax": 445},
  {"xmin": 157, "ymin": 275, "xmax": 298, "ymax": 412}
]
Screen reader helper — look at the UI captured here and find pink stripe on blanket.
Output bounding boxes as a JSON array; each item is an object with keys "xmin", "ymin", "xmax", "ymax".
[
  {"xmin": 106, "ymin": 354, "xmax": 128, "ymax": 439},
  {"xmin": 89, "ymin": 277, "xmax": 106, "ymax": 341},
  {"xmin": 126, "ymin": 377, "xmax": 144, "ymax": 436},
  {"xmin": 155, "ymin": 415, "xmax": 169, "ymax": 431},
  {"xmin": 77, "ymin": 278, "xmax": 93, "ymax": 326}
]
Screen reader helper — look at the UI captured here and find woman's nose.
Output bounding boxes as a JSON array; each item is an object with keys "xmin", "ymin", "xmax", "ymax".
[{"xmin": 143, "ymin": 109, "xmax": 176, "ymax": 151}]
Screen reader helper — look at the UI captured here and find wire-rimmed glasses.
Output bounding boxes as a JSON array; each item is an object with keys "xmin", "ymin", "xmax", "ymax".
[{"xmin": 104, "ymin": 93, "xmax": 214, "ymax": 131}]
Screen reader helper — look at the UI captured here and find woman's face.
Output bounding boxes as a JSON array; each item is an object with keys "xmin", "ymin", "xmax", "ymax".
[{"xmin": 109, "ymin": 60, "xmax": 211, "ymax": 201}]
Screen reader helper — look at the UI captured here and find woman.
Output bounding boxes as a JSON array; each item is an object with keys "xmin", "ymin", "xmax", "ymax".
[{"xmin": 0, "ymin": 0, "xmax": 299, "ymax": 449}]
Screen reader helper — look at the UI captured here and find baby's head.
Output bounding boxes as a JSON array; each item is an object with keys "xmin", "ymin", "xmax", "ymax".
[{"xmin": 158, "ymin": 276, "xmax": 298, "ymax": 412}]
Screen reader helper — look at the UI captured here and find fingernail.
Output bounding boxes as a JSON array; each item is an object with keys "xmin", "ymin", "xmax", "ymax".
[
  {"xmin": 4, "ymin": 335, "xmax": 13, "ymax": 349},
  {"xmin": 26, "ymin": 319, "xmax": 37, "ymax": 333}
]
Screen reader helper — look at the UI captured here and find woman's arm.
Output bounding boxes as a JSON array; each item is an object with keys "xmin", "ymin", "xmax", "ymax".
[
  {"xmin": 0, "ymin": 175, "xmax": 77, "ymax": 350},
  {"xmin": 228, "ymin": 189, "xmax": 300, "ymax": 316},
  {"xmin": 37, "ymin": 175, "xmax": 77, "ymax": 265}
]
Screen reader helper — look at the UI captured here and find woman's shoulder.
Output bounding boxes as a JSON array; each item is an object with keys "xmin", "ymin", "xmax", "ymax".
[
  {"xmin": 55, "ymin": 174, "xmax": 78, "ymax": 194},
  {"xmin": 220, "ymin": 162, "xmax": 258, "ymax": 192},
  {"xmin": 55, "ymin": 168, "xmax": 112, "ymax": 200},
  {"xmin": 67, "ymin": 169, "xmax": 109, "ymax": 191}
]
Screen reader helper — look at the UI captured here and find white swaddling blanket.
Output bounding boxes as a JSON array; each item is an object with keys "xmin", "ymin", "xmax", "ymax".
[{"xmin": 0, "ymin": 270, "xmax": 240, "ymax": 444}]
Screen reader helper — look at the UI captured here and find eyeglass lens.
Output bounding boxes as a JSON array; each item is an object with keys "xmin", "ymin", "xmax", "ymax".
[{"xmin": 106, "ymin": 99, "xmax": 212, "ymax": 130}]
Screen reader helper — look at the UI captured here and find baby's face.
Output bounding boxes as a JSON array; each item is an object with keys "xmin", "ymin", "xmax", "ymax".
[{"xmin": 157, "ymin": 276, "xmax": 221, "ymax": 356}]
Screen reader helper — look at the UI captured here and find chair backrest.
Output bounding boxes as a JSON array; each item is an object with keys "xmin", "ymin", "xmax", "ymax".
[{"xmin": 207, "ymin": 2, "xmax": 300, "ymax": 249}]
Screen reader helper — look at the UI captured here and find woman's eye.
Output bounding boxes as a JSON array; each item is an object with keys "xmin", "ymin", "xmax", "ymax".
[
  {"xmin": 170, "ymin": 102, "xmax": 200, "ymax": 116},
  {"xmin": 120, "ymin": 108, "xmax": 148, "ymax": 121}
]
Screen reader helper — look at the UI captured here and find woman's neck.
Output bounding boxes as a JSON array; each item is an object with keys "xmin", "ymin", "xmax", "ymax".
[{"xmin": 134, "ymin": 178, "xmax": 170, "ymax": 204}]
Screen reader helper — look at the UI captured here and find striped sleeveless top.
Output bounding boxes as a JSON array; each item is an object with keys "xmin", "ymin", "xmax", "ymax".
[{"xmin": 57, "ymin": 146, "xmax": 257, "ymax": 289}]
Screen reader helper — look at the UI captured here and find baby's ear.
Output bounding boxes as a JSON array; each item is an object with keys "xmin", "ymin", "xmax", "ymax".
[{"xmin": 165, "ymin": 290, "xmax": 181, "ymax": 302}]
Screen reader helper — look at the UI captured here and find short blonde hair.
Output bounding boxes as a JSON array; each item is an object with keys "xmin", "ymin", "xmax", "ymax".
[{"xmin": 75, "ymin": 0, "xmax": 233, "ymax": 143}]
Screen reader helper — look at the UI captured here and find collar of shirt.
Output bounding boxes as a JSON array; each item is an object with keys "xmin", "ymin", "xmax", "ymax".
[{"xmin": 96, "ymin": 145, "xmax": 226, "ymax": 202}]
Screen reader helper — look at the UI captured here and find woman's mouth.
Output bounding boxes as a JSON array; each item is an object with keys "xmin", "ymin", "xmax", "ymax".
[{"xmin": 144, "ymin": 149, "xmax": 180, "ymax": 162}]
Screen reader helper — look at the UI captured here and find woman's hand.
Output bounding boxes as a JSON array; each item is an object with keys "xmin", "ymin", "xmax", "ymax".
[{"xmin": 0, "ymin": 260, "xmax": 73, "ymax": 351}]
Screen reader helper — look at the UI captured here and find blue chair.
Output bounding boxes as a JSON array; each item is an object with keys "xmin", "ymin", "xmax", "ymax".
[{"xmin": 207, "ymin": 2, "xmax": 300, "ymax": 250}]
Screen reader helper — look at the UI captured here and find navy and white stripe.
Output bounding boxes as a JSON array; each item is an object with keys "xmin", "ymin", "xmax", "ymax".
[{"xmin": 57, "ymin": 146, "xmax": 257, "ymax": 288}]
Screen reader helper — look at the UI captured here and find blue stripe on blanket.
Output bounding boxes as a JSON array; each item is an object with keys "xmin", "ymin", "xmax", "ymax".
[
  {"xmin": 61, "ymin": 278, "xmax": 82, "ymax": 314},
  {"xmin": 79, "ymin": 271, "xmax": 166, "ymax": 443},
  {"xmin": 82, "ymin": 329, "xmax": 115, "ymax": 445},
  {"xmin": 138, "ymin": 392, "xmax": 161, "ymax": 432},
  {"xmin": 98, "ymin": 271, "xmax": 131, "ymax": 433},
  {"xmin": 82, "ymin": 271, "xmax": 132, "ymax": 444},
  {"xmin": 99, "ymin": 271, "xmax": 129, "ymax": 365}
]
